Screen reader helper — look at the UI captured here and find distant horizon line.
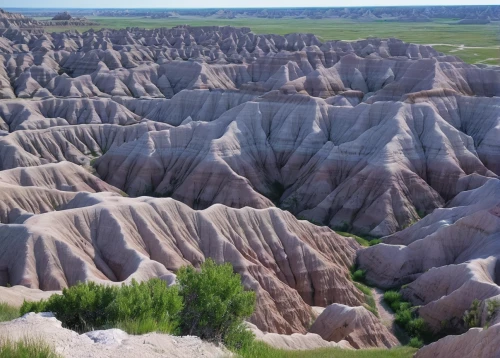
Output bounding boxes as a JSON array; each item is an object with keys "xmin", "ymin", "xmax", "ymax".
[{"xmin": 5, "ymin": 4, "xmax": 500, "ymax": 9}]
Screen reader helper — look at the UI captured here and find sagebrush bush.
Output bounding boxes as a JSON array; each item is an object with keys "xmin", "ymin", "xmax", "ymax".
[{"xmin": 177, "ymin": 259, "xmax": 256, "ymax": 345}]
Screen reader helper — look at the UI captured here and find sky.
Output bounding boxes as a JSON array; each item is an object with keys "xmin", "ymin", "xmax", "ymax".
[{"xmin": 4, "ymin": 0, "xmax": 500, "ymax": 9}]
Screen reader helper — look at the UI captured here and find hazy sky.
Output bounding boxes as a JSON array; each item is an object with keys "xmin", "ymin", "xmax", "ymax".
[{"xmin": 5, "ymin": 0, "xmax": 500, "ymax": 9}]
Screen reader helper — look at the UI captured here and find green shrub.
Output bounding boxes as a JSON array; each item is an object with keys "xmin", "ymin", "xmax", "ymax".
[
  {"xmin": 463, "ymin": 299, "xmax": 481, "ymax": 329},
  {"xmin": 177, "ymin": 259, "xmax": 256, "ymax": 345},
  {"xmin": 487, "ymin": 299, "xmax": 500, "ymax": 324},
  {"xmin": 395, "ymin": 308, "xmax": 413, "ymax": 327},
  {"xmin": 21, "ymin": 281, "xmax": 118, "ymax": 332},
  {"xmin": 20, "ymin": 279, "xmax": 182, "ymax": 334},
  {"xmin": 224, "ymin": 322, "xmax": 255, "ymax": 351},
  {"xmin": 0, "ymin": 337, "xmax": 60, "ymax": 358},
  {"xmin": 0, "ymin": 302, "xmax": 19, "ymax": 322},
  {"xmin": 408, "ymin": 337, "xmax": 423, "ymax": 349},
  {"xmin": 408, "ymin": 318, "xmax": 429, "ymax": 337},
  {"xmin": 351, "ymin": 269, "xmax": 366, "ymax": 282},
  {"xmin": 390, "ymin": 301, "xmax": 402, "ymax": 312},
  {"xmin": 110, "ymin": 278, "xmax": 183, "ymax": 334},
  {"xmin": 383, "ymin": 290, "xmax": 402, "ymax": 306},
  {"xmin": 399, "ymin": 302, "xmax": 412, "ymax": 311},
  {"xmin": 368, "ymin": 239, "xmax": 382, "ymax": 246}
]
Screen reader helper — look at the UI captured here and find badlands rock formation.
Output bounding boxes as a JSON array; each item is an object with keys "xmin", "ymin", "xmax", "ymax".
[
  {"xmin": 358, "ymin": 178, "xmax": 500, "ymax": 333},
  {"xmin": 1, "ymin": 15, "xmax": 500, "ymax": 355},
  {"xmin": 0, "ymin": 188, "xmax": 362, "ymax": 334},
  {"xmin": 309, "ymin": 304, "xmax": 398, "ymax": 348}
]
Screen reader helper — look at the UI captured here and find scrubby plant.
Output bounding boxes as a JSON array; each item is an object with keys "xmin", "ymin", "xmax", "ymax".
[
  {"xmin": 110, "ymin": 278, "xmax": 183, "ymax": 334},
  {"xmin": 408, "ymin": 337, "xmax": 423, "ymax": 349},
  {"xmin": 407, "ymin": 317, "xmax": 428, "ymax": 337},
  {"xmin": 486, "ymin": 299, "xmax": 500, "ymax": 324},
  {"xmin": 463, "ymin": 299, "xmax": 481, "ymax": 329},
  {"xmin": 384, "ymin": 290, "xmax": 431, "ymax": 346},
  {"xmin": 383, "ymin": 290, "xmax": 402, "ymax": 305},
  {"xmin": 395, "ymin": 308, "xmax": 412, "ymax": 327},
  {"xmin": 20, "ymin": 279, "xmax": 182, "ymax": 334},
  {"xmin": 176, "ymin": 259, "xmax": 256, "ymax": 345},
  {"xmin": 351, "ymin": 269, "xmax": 366, "ymax": 283},
  {"xmin": 19, "ymin": 261, "xmax": 257, "ymax": 348},
  {"xmin": 21, "ymin": 281, "xmax": 119, "ymax": 332}
]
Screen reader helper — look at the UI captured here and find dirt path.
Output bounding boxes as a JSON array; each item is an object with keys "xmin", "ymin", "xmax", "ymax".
[{"xmin": 372, "ymin": 287, "xmax": 409, "ymax": 345}]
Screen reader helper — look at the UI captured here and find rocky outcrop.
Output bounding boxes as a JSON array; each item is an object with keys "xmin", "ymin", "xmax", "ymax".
[
  {"xmin": 0, "ymin": 313, "xmax": 229, "ymax": 358},
  {"xmin": 309, "ymin": 304, "xmax": 398, "ymax": 349},
  {"xmin": 247, "ymin": 322, "xmax": 353, "ymax": 350},
  {"xmin": 415, "ymin": 323, "xmax": 500, "ymax": 358}
]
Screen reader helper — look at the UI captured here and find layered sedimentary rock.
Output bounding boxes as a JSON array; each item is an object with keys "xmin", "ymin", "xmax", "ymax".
[
  {"xmin": 309, "ymin": 304, "xmax": 398, "ymax": 349},
  {"xmin": 94, "ymin": 93, "xmax": 496, "ymax": 236},
  {"xmin": 0, "ymin": 192, "xmax": 362, "ymax": 334},
  {"xmin": 1, "ymin": 19, "xmax": 500, "ymax": 354},
  {"xmin": 358, "ymin": 178, "xmax": 500, "ymax": 333}
]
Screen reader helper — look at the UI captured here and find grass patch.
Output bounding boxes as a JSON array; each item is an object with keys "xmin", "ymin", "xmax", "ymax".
[
  {"xmin": 0, "ymin": 303, "xmax": 19, "ymax": 323},
  {"xmin": 335, "ymin": 231, "xmax": 381, "ymax": 247},
  {"xmin": 349, "ymin": 268, "xmax": 378, "ymax": 317},
  {"xmin": 237, "ymin": 341, "xmax": 417, "ymax": 358},
  {"xmin": 432, "ymin": 45, "xmax": 500, "ymax": 65},
  {"xmin": 0, "ymin": 337, "xmax": 60, "ymax": 358},
  {"xmin": 114, "ymin": 317, "xmax": 177, "ymax": 335}
]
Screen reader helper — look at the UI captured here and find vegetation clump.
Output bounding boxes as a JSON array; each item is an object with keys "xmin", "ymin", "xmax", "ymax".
[
  {"xmin": 177, "ymin": 259, "xmax": 256, "ymax": 348},
  {"xmin": 0, "ymin": 302, "xmax": 19, "ymax": 323},
  {"xmin": 0, "ymin": 337, "xmax": 60, "ymax": 358},
  {"xmin": 21, "ymin": 279, "xmax": 183, "ymax": 334},
  {"xmin": 334, "ymin": 231, "xmax": 381, "ymax": 247},
  {"xmin": 383, "ymin": 290, "xmax": 431, "ymax": 347},
  {"xmin": 463, "ymin": 299, "xmax": 481, "ymax": 329},
  {"xmin": 20, "ymin": 259, "xmax": 256, "ymax": 349},
  {"xmin": 486, "ymin": 299, "xmax": 500, "ymax": 325},
  {"xmin": 349, "ymin": 267, "xmax": 377, "ymax": 317}
]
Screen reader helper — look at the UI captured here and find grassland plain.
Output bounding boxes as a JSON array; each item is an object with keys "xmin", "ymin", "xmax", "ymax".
[{"xmin": 37, "ymin": 16, "xmax": 500, "ymax": 64}]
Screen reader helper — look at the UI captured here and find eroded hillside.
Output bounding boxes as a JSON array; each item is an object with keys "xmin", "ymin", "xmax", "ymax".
[{"xmin": 1, "ymin": 19, "xmax": 500, "ymax": 356}]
